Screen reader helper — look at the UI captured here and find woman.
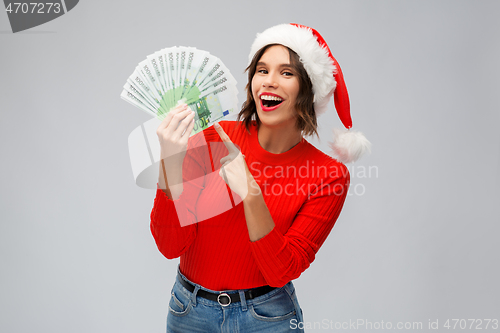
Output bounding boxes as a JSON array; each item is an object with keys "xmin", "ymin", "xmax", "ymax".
[{"xmin": 152, "ymin": 24, "xmax": 369, "ymax": 333}]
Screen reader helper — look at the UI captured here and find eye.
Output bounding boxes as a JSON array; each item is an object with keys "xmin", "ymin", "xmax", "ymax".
[
  {"xmin": 282, "ymin": 71, "xmax": 294, "ymax": 77},
  {"xmin": 257, "ymin": 69, "xmax": 268, "ymax": 74}
]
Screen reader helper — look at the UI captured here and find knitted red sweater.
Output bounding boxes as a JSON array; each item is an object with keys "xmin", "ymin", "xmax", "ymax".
[{"xmin": 150, "ymin": 121, "xmax": 349, "ymax": 290}]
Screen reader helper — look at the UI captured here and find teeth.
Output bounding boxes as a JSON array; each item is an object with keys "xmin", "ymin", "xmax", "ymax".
[{"xmin": 260, "ymin": 95, "xmax": 283, "ymax": 102}]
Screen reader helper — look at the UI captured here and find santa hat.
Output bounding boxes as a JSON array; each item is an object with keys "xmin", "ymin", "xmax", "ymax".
[{"xmin": 249, "ymin": 23, "xmax": 371, "ymax": 163}]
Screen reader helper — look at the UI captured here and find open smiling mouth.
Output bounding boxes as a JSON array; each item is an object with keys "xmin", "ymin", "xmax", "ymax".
[{"xmin": 260, "ymin": 94, "xmax": 284, "ymax": 111}]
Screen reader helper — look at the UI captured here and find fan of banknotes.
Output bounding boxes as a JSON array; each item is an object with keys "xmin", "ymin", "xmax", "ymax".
[{"xmin": 121, "ymin": 46, "xmax": 238, "ymax": 136}]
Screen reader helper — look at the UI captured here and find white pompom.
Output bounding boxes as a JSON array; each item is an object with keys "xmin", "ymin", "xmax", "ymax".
[{"xmin": 329, "ymin": 128, "xmax": 371, "ymax": 163}]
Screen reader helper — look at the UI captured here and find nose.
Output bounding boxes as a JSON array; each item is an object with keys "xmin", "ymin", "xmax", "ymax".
[{"xmin": 262, "ymin": 73, "xmax": 278, "ymax": 88}]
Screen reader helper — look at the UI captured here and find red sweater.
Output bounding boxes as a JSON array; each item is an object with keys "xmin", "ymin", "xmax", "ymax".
[{"xmin": 150, "ymin": 121, "xmax": 349, "ymax": 290}]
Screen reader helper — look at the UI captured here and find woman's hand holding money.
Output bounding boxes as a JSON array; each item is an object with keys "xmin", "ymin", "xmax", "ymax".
[{"xmin": 156, "ymin": 103, "xmax": 196, "ymax": 199}]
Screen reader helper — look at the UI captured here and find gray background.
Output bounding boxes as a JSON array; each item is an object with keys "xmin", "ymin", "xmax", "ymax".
[{"xmin": 1, "ymin": 0, "xmax": 499, "ymax": 332}]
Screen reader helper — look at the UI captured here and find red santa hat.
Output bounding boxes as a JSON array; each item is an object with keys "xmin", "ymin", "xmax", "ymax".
[{"xmin": 249, "ymin": 23, "xmax": 371, "ymax": 163}]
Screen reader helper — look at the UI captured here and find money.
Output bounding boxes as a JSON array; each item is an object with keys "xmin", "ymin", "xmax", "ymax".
[
  {"xmin": 120, "ymin": 89, "xmax": 156, "ymax": 115},
  {"xmin": 121, "ymin": 46, "xmax": 238, "ymax": 136}
]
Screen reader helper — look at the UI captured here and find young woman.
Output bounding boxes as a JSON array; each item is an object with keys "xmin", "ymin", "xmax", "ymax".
[{"xmin": 152, "ymin": 24, "xmax": 369, "ymax": 333}]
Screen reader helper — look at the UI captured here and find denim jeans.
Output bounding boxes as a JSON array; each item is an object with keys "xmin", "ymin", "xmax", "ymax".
[{"xmin": 166, "ymin": 267, "xmax": 305, "ymax": 333}]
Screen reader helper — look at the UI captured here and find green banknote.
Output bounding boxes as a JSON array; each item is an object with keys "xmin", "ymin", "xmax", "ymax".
[{"xmin": 121, "ymin": 46, "xmax": 238, "ymax": 137}]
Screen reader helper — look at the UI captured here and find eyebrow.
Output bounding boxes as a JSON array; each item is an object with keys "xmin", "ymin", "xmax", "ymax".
[{"xmin": 256, "ymin": 61, "xmax": 292, "ymax": 69}]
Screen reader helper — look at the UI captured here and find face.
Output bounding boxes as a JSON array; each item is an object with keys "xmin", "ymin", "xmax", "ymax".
[{"xmin": 251, "ymin": 45, "xmax": 300, "ymax": 131}]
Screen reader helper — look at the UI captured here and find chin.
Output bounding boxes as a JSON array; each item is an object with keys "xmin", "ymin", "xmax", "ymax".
[{"xmin": 258, "ymin": 113, "xmax": 295, "ymax": 129}]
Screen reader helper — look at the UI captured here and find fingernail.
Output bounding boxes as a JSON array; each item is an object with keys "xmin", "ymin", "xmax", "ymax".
[{"xmin": 214, "ymin": 122, "xmax": 220, "ymax": 128}]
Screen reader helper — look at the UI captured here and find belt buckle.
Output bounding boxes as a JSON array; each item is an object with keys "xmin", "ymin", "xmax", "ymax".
[{"xmin": 217, "ymin": 292, "xmax": 231, "ymax": 307}]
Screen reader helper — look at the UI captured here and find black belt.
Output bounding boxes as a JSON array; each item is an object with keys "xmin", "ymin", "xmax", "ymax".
[{"xmin": 178, "ymin": 276, "xmax": 276, "ymax": 307}]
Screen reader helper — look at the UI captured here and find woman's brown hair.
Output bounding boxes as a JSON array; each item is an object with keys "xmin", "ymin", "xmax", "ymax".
[{"xmin": 237, "ymin": 44, "xmax": 318, "ymax": 137}]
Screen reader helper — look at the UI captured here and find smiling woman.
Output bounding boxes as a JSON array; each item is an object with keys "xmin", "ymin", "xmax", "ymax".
[
  {"xmin": 251, "ymin": 45, "xmax": 302, "ymax": 149},
  {"xmin": 241, "ymin": 43, "xmax": 317, "ymax": 138},
  {"xmin": 151, "ymin": 23, "xmax": 370, "ymax": 333}
]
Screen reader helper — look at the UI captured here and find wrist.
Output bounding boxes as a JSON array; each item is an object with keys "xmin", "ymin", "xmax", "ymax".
[{"xmin": 244, "ymin": 178, "xmax": 262, "ymax": 203}]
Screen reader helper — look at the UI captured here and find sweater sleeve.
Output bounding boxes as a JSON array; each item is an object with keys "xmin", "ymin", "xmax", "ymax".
[
  {"xmin": 249, "ymin": 164, "xmax": 350, "ymax": 287},
  {"xmin": 150, "ymin": 133, "xmax": 209, "ymax": 259}
]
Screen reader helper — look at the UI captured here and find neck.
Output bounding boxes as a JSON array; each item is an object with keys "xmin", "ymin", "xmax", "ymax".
[{"xmin": 257, "ymin": 123, "xmax": 302, "ymax": 154}]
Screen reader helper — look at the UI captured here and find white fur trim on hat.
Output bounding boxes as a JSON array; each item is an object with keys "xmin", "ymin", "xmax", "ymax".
[
  {"xmin": 329, "ymin": 129, "xmax": 372, "ymax": 164},
  {"xmin": 249, "ymin": 24, "xmax": 337, "ymax": 115}
]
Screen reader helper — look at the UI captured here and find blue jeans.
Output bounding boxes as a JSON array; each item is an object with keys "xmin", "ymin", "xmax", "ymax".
[{"xmin": 167, "ymin": 267, "xmax": 305, "ymax": 332}]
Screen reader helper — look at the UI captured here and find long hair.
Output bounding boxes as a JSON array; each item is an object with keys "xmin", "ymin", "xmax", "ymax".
[{"xmin": 237, "ymin": 44, "xmax": 318, "ymax": 137}]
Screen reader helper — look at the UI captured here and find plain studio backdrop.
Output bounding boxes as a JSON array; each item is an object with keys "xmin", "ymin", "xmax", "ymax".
[{"xmin": 1, "ymin": 1, "xmax": 499, "ymax": 332}]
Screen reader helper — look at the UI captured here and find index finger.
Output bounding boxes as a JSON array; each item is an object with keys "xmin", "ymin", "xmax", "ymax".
[{"xmin": 214, "ymin": 122, "xmax": 240, "ymax": 155}]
